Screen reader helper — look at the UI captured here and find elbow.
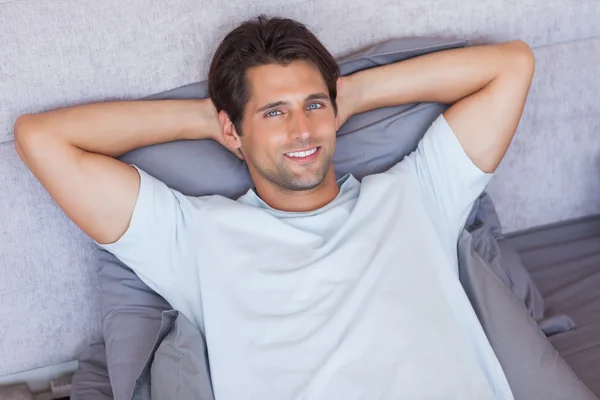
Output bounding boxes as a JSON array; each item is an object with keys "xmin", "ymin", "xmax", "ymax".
[
  {"xmin": 514, "ymin": 40, "xmax": 535, "ymax": 71},
  {"xmin": 14, "ymin": 114, "xmax": 33, "ymax": 160},
  {"xmin": 505, "ymin": 40, "xmax": 536, "ymax": 79},
  {"xmin": 14, "ymin": 113, "xmax": 37, "ymax": 137},
  {"xmin": 13, "ymin": 114, "xmax": 45, "ymax": 162}
]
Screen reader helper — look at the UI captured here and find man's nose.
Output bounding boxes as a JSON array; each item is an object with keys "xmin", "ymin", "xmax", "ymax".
[{"xmin": 290, "ymin": 110, "xmax": 311, "ymax": 142}]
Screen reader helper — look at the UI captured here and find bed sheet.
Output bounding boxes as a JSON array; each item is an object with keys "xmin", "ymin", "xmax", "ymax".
[{"xmin": 503, "ymin": 215, "xmax": 600, "ymax": 397}]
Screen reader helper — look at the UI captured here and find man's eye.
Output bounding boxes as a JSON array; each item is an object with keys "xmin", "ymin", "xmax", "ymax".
[
  {"xmin": 308, "ymin": 103, "xmax": 323, "ymax": 110},
  {"xmin": 266, "ymin": 110, "xmax": 282, "ymax": 117}
]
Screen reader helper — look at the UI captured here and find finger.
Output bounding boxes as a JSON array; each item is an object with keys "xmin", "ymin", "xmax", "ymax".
[
  {"xmin": 228, "ymin": 146, "xmax": 243, "ymax": 160},
  {"xmin": 236, "ymin": 149, "xmax": 244, "ymax": 160}
]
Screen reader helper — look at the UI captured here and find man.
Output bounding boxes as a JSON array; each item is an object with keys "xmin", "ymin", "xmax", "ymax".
[{"xmin": 15, "ymin": 15, "xmax": 534, "ymax": 400}]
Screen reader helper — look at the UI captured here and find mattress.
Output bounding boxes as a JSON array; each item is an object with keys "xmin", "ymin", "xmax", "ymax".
[{"xmin": 502, "ymin": 214, "xmax": 600, "ymax": 397}]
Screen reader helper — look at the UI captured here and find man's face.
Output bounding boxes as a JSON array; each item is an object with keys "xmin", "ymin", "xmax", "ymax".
[{"xmin": 237, "ymin": 60, "xmax": 339, "ymax": 192}]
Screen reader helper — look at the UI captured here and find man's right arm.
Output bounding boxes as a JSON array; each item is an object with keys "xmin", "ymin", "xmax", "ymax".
[{"xmin": 14, "ymin": 99, "xmax": 221, "ymax": 244}]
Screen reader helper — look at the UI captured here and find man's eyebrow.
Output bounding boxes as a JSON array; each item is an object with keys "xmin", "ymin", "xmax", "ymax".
[
  {"xmin": 305, "ymin": 92, "xmax": 330, "ymax": 102},
  {"xmin": 255, "ymin": 92, "xmax": 330, "ymax": 114},
  {"xmin": 256, "ymin": 100, "xmax": 288, "ymax": 114}
]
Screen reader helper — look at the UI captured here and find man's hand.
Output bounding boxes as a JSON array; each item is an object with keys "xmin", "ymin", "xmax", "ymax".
[{"xmin": 335, "ymin": 75, "xmax": 358, "ymax": 129}]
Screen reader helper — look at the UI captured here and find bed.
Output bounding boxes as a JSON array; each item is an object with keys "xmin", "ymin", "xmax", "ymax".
[{"xmin": 501, "ymin": 214, "xmax": 600, "ymax": 397}]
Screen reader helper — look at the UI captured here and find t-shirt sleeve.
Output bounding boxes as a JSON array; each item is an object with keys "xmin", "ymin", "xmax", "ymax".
[
  {"xmin": 394, "ymin": 114, "xmax": 493, "ymax": 238},
  {"xmin": 96, "ymin": 165, "xmax": 204, "ymax": 306}
]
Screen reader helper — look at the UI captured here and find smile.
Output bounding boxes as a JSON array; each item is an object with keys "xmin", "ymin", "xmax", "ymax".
[{"xmin": 284, "ymin": 147, "xmax": 319, "ymax": 158}]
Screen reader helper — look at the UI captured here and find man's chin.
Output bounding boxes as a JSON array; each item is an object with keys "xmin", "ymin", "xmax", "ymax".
[
  {"xmin": 280, "ymin": 171, "xmax": 328, "ymax": 192},
  {"xmin": 251, "ymin": 157, "xmax": 334, "ymax": 192},
  {"xmin": 280, "ymin": 179, "xmax": 320, "ymax": 192}
]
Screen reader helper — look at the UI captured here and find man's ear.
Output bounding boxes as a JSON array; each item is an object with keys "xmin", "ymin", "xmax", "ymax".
[
  {"xmin": 335, "ymin": 113, "xmax": 341, "ymax": 132},
  {"xmin": 219, "ymin": 111, "xmax": 242, "ymax": 146},
  {"xmin": 218, "ymin": 111, "xmax": 245, "ymax": 160}
]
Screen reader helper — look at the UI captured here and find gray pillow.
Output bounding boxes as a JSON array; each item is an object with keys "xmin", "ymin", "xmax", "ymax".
[
  {"xmin": 466, "ymin": 193, "xmax": 576, "ymax": 335},
  {"xmin": 70, "ymin": 342, "xmax": 113, "ymax": 400},
  {"xmin": 96, "ymin": 250, "xmax": 171, "ymax": 400},
  {"xmin": 147, "ymin": 312, "xmax": 214, "ymax": 400},
  {"xmin": 86, "ymin": 36, "xmax": 468, "ymax": 400},
  {"xmin": 124, "ymin": 38, "xmax": 468, "ymax": 196},
  {"xmin": 458, "ymin": 227, "xmax": 598, "ymax": 400}
]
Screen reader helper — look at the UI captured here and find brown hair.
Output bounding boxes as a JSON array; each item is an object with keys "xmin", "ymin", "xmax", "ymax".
[{"xmin": 208, "ymin": 15, "xmax": 339, "ymax": 135}]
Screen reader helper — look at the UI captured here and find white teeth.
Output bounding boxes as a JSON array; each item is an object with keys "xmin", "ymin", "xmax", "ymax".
[{"xmin": 286, "ymin": 148, "xmax": 317, "ymax": 158}]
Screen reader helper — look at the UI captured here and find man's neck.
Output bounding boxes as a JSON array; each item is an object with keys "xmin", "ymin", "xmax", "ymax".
[{"xmin": 254, "ymin": 170, "xmax": 340, "ymax": 212}]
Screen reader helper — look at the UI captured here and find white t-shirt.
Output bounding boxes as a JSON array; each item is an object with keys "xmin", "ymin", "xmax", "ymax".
[{"xmin": 100, "ymin": 115, "xmax": 513, "ymax": 400}]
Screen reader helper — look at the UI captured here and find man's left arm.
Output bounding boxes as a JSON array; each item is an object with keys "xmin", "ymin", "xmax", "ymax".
[{"xmin": 338, "ymin": 40, "xmax": 535, "ymax": 173}]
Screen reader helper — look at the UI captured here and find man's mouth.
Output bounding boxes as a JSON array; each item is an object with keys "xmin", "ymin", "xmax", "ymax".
[{"xmin": 284, "ymin": 146, "xmax": 321, "ymax": 162}]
